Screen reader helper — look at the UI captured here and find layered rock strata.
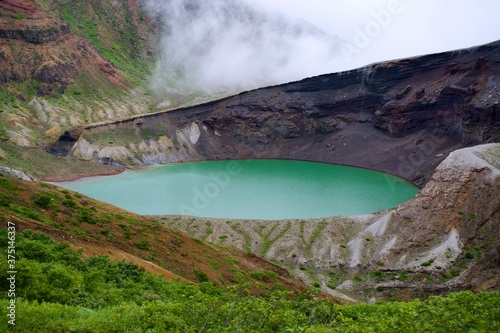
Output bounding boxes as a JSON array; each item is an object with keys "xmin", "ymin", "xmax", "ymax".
[
  {"xmin": 0, "ymin": 0, "xmax": 125, "ymax": 92},
  {"xmin": 51, "ymin": 40, "xmax": 500, "ymax": 184}
]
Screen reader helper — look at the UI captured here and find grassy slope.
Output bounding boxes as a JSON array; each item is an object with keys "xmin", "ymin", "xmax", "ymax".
[
  {"xmin": 0, "ymin": 178, "xmax": 498, "ymax": 332},
  {"xmin": 0, "ymin": 176, "xmax": 313, "ymax": 295},
  {"xmin": 55, "ymin": 0, "xmax": 152, "ymax": 85},
  {"xmin": 0, "ymin": 0, "xmax": 207, "ymax": 175},
  {"xmin": 0, "ymin": 143, "xmax": 123, "ymax": 181},
  {"xmin": 0, "ymin": 0, "xmax": 157, "ymax": 181}
]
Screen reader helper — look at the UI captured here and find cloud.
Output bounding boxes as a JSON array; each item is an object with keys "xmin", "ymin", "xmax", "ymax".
[
  {"xmin": 143, "ymin": 0, "xmax": 344, "ymax": 93},
  {"xmin": 143, "ymin": 0, "xmax": 500, "ymax": 94}
]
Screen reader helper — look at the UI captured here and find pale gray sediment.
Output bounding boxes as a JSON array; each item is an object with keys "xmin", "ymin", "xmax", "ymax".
[{"xmin": 156, "ymin": 144, "xmax": 500, "ymax": 301}]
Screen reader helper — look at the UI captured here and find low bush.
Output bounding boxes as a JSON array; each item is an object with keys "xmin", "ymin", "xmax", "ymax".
[{"xmin": 0, "ymin": 229, "xmax": 499, "ymax": 332}]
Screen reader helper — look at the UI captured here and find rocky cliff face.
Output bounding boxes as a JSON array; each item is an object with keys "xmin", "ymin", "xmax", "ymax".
[
  {"xmin": 0, "ymin": 0, "xmax": 157, "ymax": 146},
  {"xmin": 162, "ymin": 143, "xmax": 500, "ymax": 301},
  {"xmin": 0, "ymin": 0, "xmax": 125, "ymax": 93},
  {"xmin": 51, "ymin": 40, "xmax": 500, "ymax": 184}
]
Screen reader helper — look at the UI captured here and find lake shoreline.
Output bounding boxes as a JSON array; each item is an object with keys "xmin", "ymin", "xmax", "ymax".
[
  {"xmin": 54, "ymin": 159, "xmax": 418, "ymax": 219},
  {"xmin": 40, "ymin": 164, "xmax": 148, "ymax": 182}
]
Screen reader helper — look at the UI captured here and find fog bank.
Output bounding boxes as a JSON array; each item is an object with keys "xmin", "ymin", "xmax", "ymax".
[
  {"xmin": 143, "ymin": 0, "xmax": 345, "ymax": 93},
  {"xmin": 143, "ymin": 0, "xmax": 500, "ymax": 93}
]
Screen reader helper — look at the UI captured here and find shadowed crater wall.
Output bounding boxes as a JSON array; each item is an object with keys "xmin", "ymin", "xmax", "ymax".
[{"xmin": 49, "ymin": 40, "xmax": 500, "ymax": 186}]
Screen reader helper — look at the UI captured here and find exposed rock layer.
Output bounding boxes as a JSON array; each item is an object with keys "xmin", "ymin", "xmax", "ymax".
[
  {"xmin": 0, "ymin": 0, "xmax": 157, "ymax": 146},
  {"xmin": 51, "ymin": 40, "xmax": 500, "ymax": 184},
  {"xmin": 0, "ymin": 0, "xmax": 125, "ymax": 92}
]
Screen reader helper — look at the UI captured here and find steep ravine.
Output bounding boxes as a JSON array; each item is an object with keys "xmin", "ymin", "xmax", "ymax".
[{"xmin": 49, "ymin": 40, "xmax": 500, "ymax": 185}]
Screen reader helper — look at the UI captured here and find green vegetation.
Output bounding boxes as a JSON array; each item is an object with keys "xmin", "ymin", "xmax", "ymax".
[
  {"xmin": 306, "ymin": 220, "xmax": 327, "ymax": 251},
  {"xmin": 227, "ymin": 221, "xmax": 252, "ymax": 252},
  {"xmin": 398, "ymin": 270, "xmax": 409, "ymax": 282},
  {"xmin": 33, "ymin": 191, "xmax": 58, "ymax": 209},
  {"xmin": 249, "ymin": 270, "xmax": 278, "ymax": 282},
  {"xmin": 255, "ymin": 221, "xmax": 292, "ymax": 256},
  {"xmin": 225, "ymin": 257, "xmax": 240, "ymax": 265},
  {"xmin": 135, "ymin": 239, "xmax": 150, "ymax": 251},
  {"xmin": 119, "ymin": 223, "xmax": 132, "ymax": 240},
  {"xmin": 194, "ymin": 269, "xmax": 210, "ymax": 283},
  {"xmin": 421, "ymin": 258, "xmax": 435, "ymax": 267},
  {"xmin": 58, "ymin": 1, "xmax": 152, "ymax": 84},
  {"xmin": 13, "ymin": 12, "xmax": 25, "ymax": 20},
  {"xmin": 1, "ymin": 230, "xmax": 499, "ymax": 332},
  {"xmin": 370, "ymin": 270, "xmax": 387, "ymax": 282}
]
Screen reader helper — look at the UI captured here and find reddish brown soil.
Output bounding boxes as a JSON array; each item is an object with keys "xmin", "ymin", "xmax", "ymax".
[{"xmin": 1, "ymin": 177, "xmax": 320, "ymax": 298}]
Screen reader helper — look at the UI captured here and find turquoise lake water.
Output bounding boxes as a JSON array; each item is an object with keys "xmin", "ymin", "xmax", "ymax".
[{"xmin": 55, "ymin": 159, "xmax": 419, "ymax": 220}]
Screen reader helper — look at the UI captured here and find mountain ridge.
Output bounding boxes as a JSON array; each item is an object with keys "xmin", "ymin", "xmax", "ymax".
[{"xmin": 49, "ymin": 39, "xmax": 500, "ymax": 186}]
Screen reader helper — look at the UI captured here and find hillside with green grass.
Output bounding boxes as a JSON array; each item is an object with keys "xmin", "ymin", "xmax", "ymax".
[
  {"xmin": 1, "ymin": 229, "xmax": 499, "ymax": 332},
  {"xmin": 0, "ymin": 176, "xmax": 313, "ymax": 293},
  {"xmin": 0, "ymin": 164, "xmax": 499, "ymax": 331},
  {"xmin": 55, "ymin": 0, "xmax": 153, "ymax": 85}
]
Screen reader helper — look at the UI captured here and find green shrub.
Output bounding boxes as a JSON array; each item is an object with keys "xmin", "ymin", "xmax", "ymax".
[
  {"xmin": 63, "ymin": 198, "xmax": 77, "ymax": 208},
  {"xmin": 0, "ymin": 192, "xmax": 12, "ymax": 207},
  {"xmin": 209, "ymin": 261, "xmax": 220, "ymax": 270},
  {"xmin": 33, "ymin": 192, "xmax": 55, "ymax": 209},
  {"xmin": 9, "ymin": 204, "xmax": 46, "ymax": 222},
  {"xmin": 194, "ymin": 270, "xmax": 210, "ymax": 283},
  {"xmin": 421, "ymin": 259, "xmax": 435, "ymax": 267},
  {"xmin": 123, "ymin": 230, "xmax": 132, "ymax": 240},
  {"xmin": 225, "ymin": 257, "xmax": 239, "ymax": 265},
  {"xmin": 14, "ymin": 12, "xmax": 25, "ymax": 20},
  {"xmin": 77, "ymin": 208, "xmax": 94, "ymax": 224},
  {"xmin": 370, "ymin": 270, "xmax": 387, "ymax": 282},
  {"xmin": 135, "ymin": 240, "xmax": 150, "ymax": 251},
  {"xmin": 370, "ymin": 270, "xmax": 386, "ymax": 278},
  {"xmin": 249, "ymin": 270, "xmax": 278, "ymax": 282}
]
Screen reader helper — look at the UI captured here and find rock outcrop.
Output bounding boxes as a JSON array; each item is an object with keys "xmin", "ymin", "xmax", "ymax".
[
  {"xmin": 0, "ymin": 0, "xmax": 157, "ymax": 146},
  {"xmin": 0, "ymin": 166, "xmax": 32, "ymax": 181},
  {"xmin": 51, "ymin": 40, "xmax": 500, "ymax": 185},
  {"xmin": 0, "ymin": 0, "xmax": 125, "ymax": 92}
]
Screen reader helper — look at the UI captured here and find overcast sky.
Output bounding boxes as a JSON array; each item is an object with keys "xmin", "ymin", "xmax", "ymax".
[
  {"xmin": 250, "ymin": 0, "xmax": 500, "ymax": 68},
  {"xmin": 145, "ymin": 0, "xmax": 500, "ymax": 92}
]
